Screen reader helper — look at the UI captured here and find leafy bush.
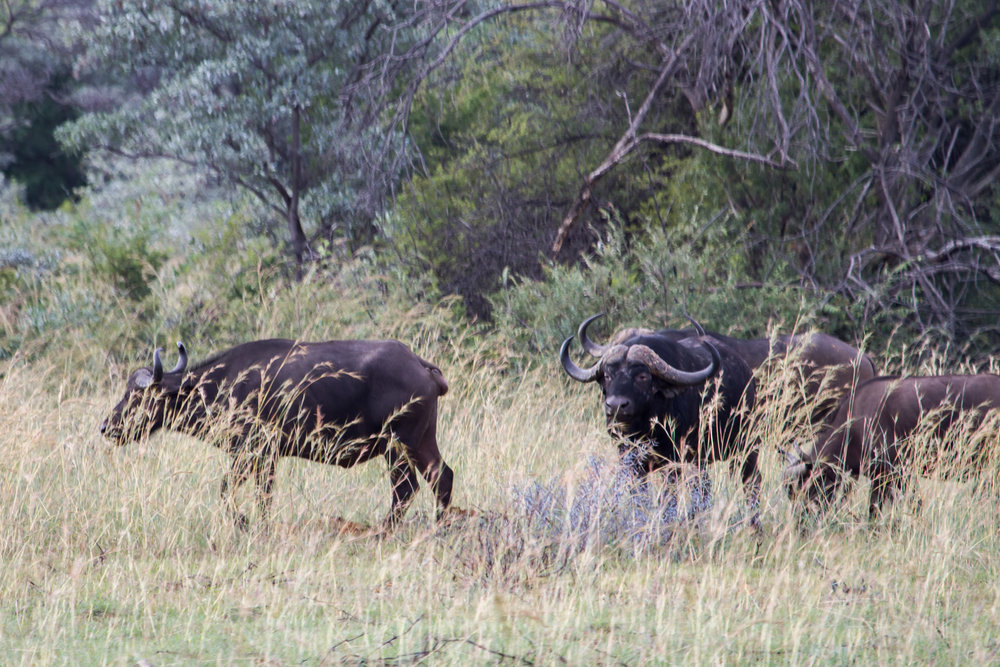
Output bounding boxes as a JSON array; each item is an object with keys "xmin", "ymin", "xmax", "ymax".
[
  {"xmin": 70, "ymin": 218, "xmax": 166, "ymax": 301},
  {"xmin": 392, "ymin": 14, "xmax": 695, "ymax": 318},
  {"xmin": 2, "ymin": 71, "xmax": 86, "ymax": 210}
]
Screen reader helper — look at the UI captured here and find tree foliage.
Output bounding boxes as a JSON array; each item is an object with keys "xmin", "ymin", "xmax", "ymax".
[
  {"xmin": 0, "ymin": 0, "xmax": 92, "ymax": 118},
  {"xmin": 724, "ymin": 0, "xmax": 1000, "ymax": 342},
  {"xmin": 0, "ymin": 0, "xmax": 92, "ymax": 208},
  {"xmin": 5, "ymin": 73, "xmax": 87, "ymax": 209},
  {"xmin": 31, "ymin": 0, "xmax": 1000, "ymax": 352},
  {"xmin": 58, "ymin": 0, "xmax": 451, "ymax": 266},
  {"xmin": 393, "ymin": 6, "xmax": 712, "ymax": 316},
  {"xmin": 399, "ymin": 0, "xmax": 1000, "ymax": 346}
]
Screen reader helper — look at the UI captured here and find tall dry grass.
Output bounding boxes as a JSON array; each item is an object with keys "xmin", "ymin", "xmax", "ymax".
[{"xmin": 3, "ymin": 324, "xmax": 1000, "ymax": 665}]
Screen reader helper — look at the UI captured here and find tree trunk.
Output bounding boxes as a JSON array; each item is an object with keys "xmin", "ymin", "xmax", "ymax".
[{"xmin": 288, "ymin": 104, "xmax": 308, "ymax": 277}]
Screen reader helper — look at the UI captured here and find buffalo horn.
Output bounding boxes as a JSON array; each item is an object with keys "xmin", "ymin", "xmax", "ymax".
[
  {"xmin": 578, "ymin": 313, "xmax": 608, "ymax": 357},
  {"xmin": 782, "ymin": 461, "xmax": 809, "ymax": 481},
  {"xmin": 152, "ymin": 347, "xmax": 165, "ymax": 384},
  {"xmin": 560, "ymin": 336, "xmax": 600, "ymax": 383},
  {"xmin": 684, "ymin": 311, "xmax": 708, "ymax": 337},
  {"xmin": 625, "ymin": 341, "xmax": 718, "ymax": 385},
  {"xmin": 777, "ymin": 446, "xmax": 797, "ymax": 464},
  {"xmin": 171, "ymin": 341, "xmax": 188, "ymax": 374}
]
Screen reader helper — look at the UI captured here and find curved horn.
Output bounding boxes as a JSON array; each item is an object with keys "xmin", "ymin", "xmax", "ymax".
[
  {"xmin": 625, "ymin": 342, "xmax": 718, "ymax": 385},
  {"xmin": 683, "ymin": 311, "xmax": 707, "ymax": 337},
  {"xmin": 152, "ymin": 347, "xmax": 165, "ymax": 384},
  {"xmin": 560, "ymin": 336, "xmax": 600, "ymax": 383},
  {"xmin": 170, "ymin": 341, "xmax": 188, "ymax": 374},
  {"xmin": 701, "ymin": 338, "xmax": 722, "ymax": 373},
  {"xmin": 578, "ymin": 313, "xmax": 608, "ymax": 357},
  {"xmin": 794, "ymin": 442, "xmax": 808, "ymax": 461},
  {"xmin": 782, "ymin": 461, "xmax": 809, "ymax": 482}
]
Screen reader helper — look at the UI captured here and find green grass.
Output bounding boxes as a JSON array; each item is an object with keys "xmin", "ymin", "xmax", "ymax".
[{"xmin": 3, "ymin": 344, "xmax": 1000, "ymax": 665}]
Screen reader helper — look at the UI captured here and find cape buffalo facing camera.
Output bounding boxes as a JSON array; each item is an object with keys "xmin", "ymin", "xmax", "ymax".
[
  {"xmin": 101, "ymin": 338, "xmax": 455, "ymax": 532},
  {"xmin": 784, "ymin": 374, "xmax": 1000, "ymax": 517},
  {"xmin": 560, "ymin": 315, "xmax": 758, "ymax": 503}
]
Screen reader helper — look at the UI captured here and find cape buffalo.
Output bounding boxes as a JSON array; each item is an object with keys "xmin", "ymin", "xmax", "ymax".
[
  {"xmin": 577, "ymin": 314, "xmax": 876, "ymax": 425},
  {"xmin": 783, "ymin": 374, "xmax": 1000, "ymax": 517},
  {"xmin": 561, "ymin": 316, "xmax": 759, "ymax": 501},
  {"xmin": 101, "ymin": 339, "xmax": 455, "ymax": 531}
]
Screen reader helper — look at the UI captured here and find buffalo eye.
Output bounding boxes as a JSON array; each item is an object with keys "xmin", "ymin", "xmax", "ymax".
[{"xmin": 634, "ymin": 370, "xmax": 651, "ymax": 384}]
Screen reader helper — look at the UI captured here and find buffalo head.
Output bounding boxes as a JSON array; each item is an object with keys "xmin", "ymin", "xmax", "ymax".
[
  {"xmin": 561, "ymin": 314, "xmax": 759, "ymax": 515},
  {"xmin": 782, "ymin": 444, "xmax": 841, "ymax": 510},
  {"xmin": 560, "ymin": 314, "xmax": 720, "ymax": 436},
  {"xmin": 101, "ymin": 342, "xmax": 189, "ymax": 444}
]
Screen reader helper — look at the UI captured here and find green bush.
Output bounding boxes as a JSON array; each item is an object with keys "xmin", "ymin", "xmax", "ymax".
[
  {"xmin": 70, "ymin": 218, "xmax": 166, "ymax": 301},
  {"xmin": 490, "ymin": 210, "xmax": 862, "ymax": 360}
]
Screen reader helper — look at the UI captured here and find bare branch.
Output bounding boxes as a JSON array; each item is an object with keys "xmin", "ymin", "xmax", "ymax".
[
  {"xmin": 551, "ymin": 37, "xmax": 693, "ymax": 254},
  {"xmin": 638, "ymin": 133, "xmax": 793, "ymax": 169},
  {"xmin": 922, "ymin": 236, "xmax": 1000, "ymax": 264}
]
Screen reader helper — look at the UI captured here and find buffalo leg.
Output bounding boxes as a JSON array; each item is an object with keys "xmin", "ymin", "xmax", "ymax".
[
  {"xmin": 869, "ymin": 470, "xmax": 902, "ymax": 519},
  {"xmin": 253, "ymin": 453, "xmax": 278, "ymax": 530},
  {"xmin": 383, "ymin": 447, "xmax": 420, "ymax": 530},
  {"xmin": 221, "ymin": 455, "xmax": 255, "ymax": 531},
  {"xmin": 733, "ymin": 450, "xmax": 761, "ymax": 527},
  {"xmin": 393, "ymin": 408, "xmax": 454, "ymax": 519},
  {"xmin": 408, "ymin": 433, "xmax": 454, "ymax": 517},
  {"xmin": 416, "ymin": 456, "xmax": 454, "ymax": 518}
]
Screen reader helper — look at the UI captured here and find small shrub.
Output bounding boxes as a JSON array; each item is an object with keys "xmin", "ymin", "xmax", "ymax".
[{"xmin": 443, "ymin": 455, "xmax": 714, "ymax": 587}]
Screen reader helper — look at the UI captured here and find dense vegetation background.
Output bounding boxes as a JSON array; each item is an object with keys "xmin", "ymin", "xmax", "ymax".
[{"xmin": 2, "ymin": 0, "xmax": 998, "ymax": 363}]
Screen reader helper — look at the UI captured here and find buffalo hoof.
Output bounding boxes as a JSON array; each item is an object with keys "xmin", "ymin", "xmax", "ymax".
[{"xmin": 438, "ymin": 506, "xmax": 477, "ymax": 523}]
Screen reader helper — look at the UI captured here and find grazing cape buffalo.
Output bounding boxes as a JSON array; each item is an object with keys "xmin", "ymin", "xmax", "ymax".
[
  {"xmin": 561, "ymin": 315, "xmax": 759, "ymax": 499},
  {"xmin": 101, "ymin": 339, "xmax": 454, "ymax": 531},
  {"xmin": 577, "ymin": 314, "xmax": 876, "ymax": 425},
  {"xmin": 783, "ymin": 374, "xmax": 1000, "ymax": 516}
]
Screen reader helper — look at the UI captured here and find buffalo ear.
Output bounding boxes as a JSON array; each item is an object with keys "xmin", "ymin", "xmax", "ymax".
[{"xmin": 134, "ymin": 369, "xmax": 155, "ymax": 389}]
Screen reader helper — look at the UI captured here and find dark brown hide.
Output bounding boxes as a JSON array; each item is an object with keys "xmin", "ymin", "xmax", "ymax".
[{"xmin": 760, "ymin": 332, "xmax": 877, "ymax": 425}]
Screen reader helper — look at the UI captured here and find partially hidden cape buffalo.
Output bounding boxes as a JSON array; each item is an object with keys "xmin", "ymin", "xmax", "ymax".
[
  {"xmin": 102, "ymin": 338, "xmax": 455, "ymax": 532},
  {"xmin": 784, "ymin": 374, "xmax": 1000, "ymax": 517},
  {"xmin": 561, "ymin": 315, "xmax": 759, "ymax": 502}
]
